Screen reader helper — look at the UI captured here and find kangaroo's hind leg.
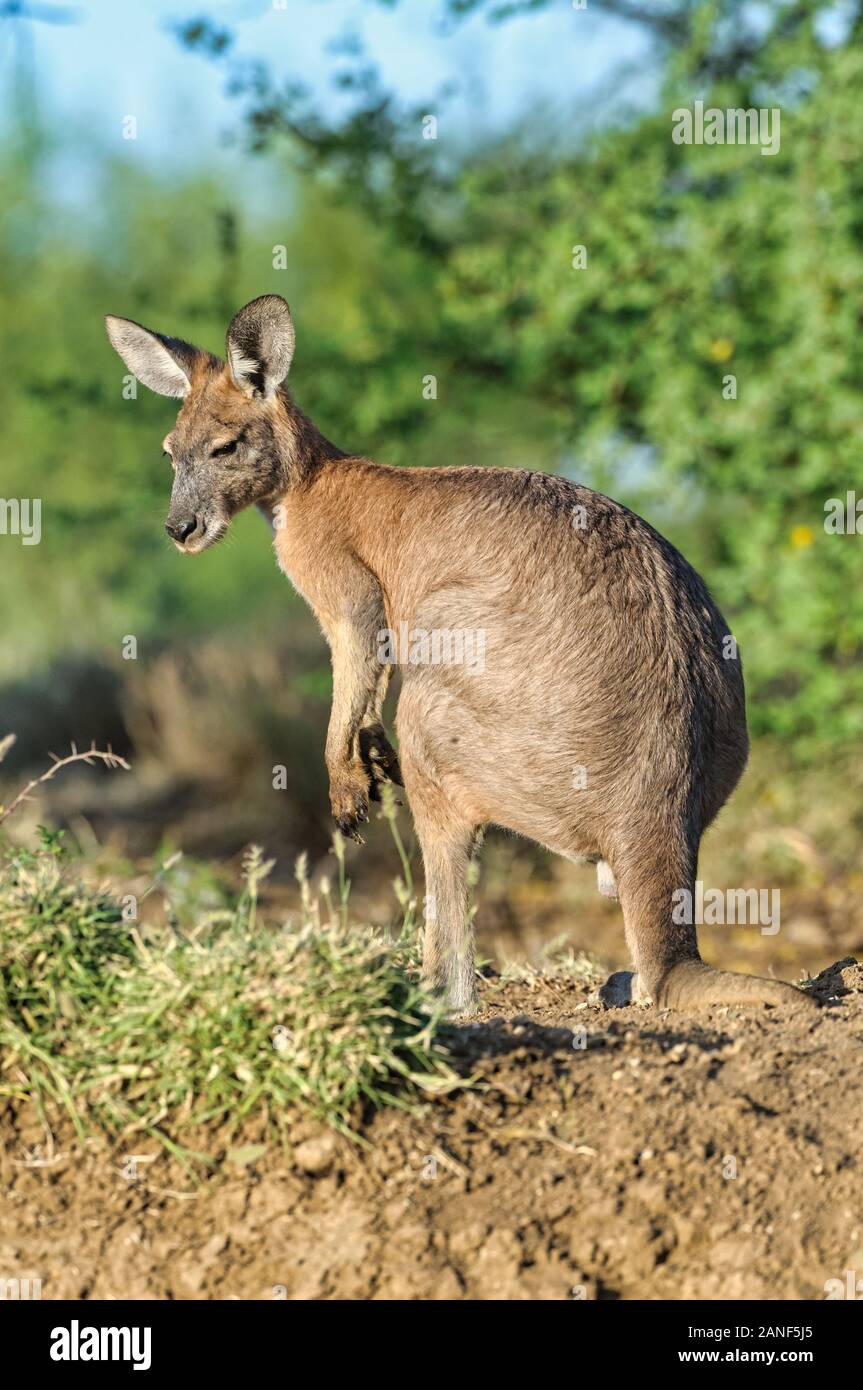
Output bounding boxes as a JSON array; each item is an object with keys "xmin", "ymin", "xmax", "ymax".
[
  {"xmin": 610, "ymin": 814, "xmax": 816, "ymax": 1010},
  {"xmin": 608, "ymin": 817, "xmax": 700, "ymax": 1006},
  {"xmin": 399, "ymin": 754, "xmax": 479, "ymax": 1014}
]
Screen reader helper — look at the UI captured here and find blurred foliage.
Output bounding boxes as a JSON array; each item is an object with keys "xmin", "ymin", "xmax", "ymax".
[{"xmin": 0, "ymin": 0, "xmax": 861, "ymax": 769}]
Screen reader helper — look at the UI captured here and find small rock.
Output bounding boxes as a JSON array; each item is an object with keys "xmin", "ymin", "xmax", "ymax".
[
  {"xmin": 294, "ymin": 1134, "xmax": 337, "ymax": 1177},
  {"xmin": 809, "ymin": 956, "xmax": 862, "ymax": 1001}
]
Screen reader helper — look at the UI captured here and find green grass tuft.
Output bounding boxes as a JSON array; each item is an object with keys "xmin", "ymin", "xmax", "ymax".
[{"xmin": 0, "ymin": 823, "xmax": 465, "ymax": 1158}]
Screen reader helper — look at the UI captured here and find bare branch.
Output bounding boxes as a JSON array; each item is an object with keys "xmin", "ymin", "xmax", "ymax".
[{"xmin": 0, "ymin": 739, "xmax": 131, "ymax": 826}]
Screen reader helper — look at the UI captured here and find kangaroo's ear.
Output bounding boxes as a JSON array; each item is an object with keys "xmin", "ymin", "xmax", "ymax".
[
  {"xmin": 104, "ymin": 315, "xmax": 201, "ymax": 398},
  {"xmin": 227, "ymin": 295, "xmax": 295, "ymax": 399}
]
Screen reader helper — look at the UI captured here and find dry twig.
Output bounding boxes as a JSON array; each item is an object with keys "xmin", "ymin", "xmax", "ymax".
[{"xmin": 0, "ymin": 734, "xmax": 130, "ymax": 825}]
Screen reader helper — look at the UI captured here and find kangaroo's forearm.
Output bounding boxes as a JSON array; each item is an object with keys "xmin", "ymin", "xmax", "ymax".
[
  {"xmin": 361, "ymin": 663, "xmax": 392, "ymax": 727},
  {"xmin": 305, "ymin": 557, "xmax": 397, "ymax": 836},
  {"xmin": 324, "ymin": 618, "xmax": 384, "ymax": 771}
]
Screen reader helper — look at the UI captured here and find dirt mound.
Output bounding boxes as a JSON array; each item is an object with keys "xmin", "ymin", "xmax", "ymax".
[{"xmin": 2, "ymin": 959, "xmax": 861, "ymax": 1300}]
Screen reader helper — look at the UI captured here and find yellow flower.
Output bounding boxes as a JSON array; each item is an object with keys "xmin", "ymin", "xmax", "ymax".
[
  {"xmin": 708, "ymin": 338, "xmax": 734, "ymax": 362},
  {"xmin": 790, "ymin": 525, "xmax": 814, "ymax": 549}
]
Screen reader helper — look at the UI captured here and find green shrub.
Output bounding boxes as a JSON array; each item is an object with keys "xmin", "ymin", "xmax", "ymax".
[{"xmin": 0, "ymin": 830, "xmax": 464, "ymax": 1157}]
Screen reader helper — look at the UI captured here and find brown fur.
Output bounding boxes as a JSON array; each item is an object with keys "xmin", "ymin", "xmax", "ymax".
[{"xmin": 105, "ymin": 296, "xmax": 817, "ymax": 1015}]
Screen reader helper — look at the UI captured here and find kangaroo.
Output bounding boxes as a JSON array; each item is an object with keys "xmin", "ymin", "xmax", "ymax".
[{"xmin": 105, "ymin": 295, "xmax": 816, "ymax": 1015}]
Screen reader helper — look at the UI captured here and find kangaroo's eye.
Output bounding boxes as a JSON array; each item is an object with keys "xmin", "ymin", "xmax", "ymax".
[{"xmin": 211, "ymin": 440, "xmax": 238, "ymax": 459}]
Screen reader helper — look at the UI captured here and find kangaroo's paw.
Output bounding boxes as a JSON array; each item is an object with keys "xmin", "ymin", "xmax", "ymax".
[
  {"xmin": 358, "ymin": 723, "xmax": 403, "ymax": 800},
  {"xmin": 329, "ymin": 762, "xmax": 370, "ymax": 843}
]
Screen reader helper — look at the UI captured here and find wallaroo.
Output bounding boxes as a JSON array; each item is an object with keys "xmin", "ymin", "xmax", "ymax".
[{"xmin": 106, "ymin": 295, "xmax": 816, "ymax": 1014}]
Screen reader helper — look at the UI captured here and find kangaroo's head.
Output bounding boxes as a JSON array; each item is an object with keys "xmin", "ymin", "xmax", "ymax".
[{"xmin": 105, "ymin": 295, "xmax": 296, "ymax": 553}]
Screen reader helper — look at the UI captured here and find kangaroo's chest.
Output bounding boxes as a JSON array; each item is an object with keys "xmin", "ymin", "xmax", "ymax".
[
  {"xmin": 272, "ymin": 497, "xmax": 384, "ymax": 633},
  {"xmin": 273, "ymin": 508, "xmax": 335, "ymax": 613}
]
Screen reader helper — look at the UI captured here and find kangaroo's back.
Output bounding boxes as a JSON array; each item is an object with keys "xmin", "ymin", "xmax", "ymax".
[{"xmin": 291, "ymin": 458, "xmax": 748, "ymax": 834}]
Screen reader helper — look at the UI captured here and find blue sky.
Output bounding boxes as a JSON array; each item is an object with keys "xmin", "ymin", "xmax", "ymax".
[{"xmin": 1, "ymin": 0, "xmax": 656, "ymax": 195}]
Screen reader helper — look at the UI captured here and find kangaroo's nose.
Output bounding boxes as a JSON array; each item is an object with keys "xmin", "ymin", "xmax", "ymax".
[{"xmin": 166, "ymin": 516, "xmax": 197, "ymax": 543}]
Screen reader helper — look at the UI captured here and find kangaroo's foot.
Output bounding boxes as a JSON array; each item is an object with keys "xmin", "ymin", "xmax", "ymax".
[
  {"xmin": 654, "ymin": 959, "xmax": 819, "ymax": 1011},
  {"xmin": 598, "ymin": 962, "xmax": 816, "ymax": 1012},
  {"xmin": 421, "ymin": 983, "xmax": 480, "ymax": 1022}
]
